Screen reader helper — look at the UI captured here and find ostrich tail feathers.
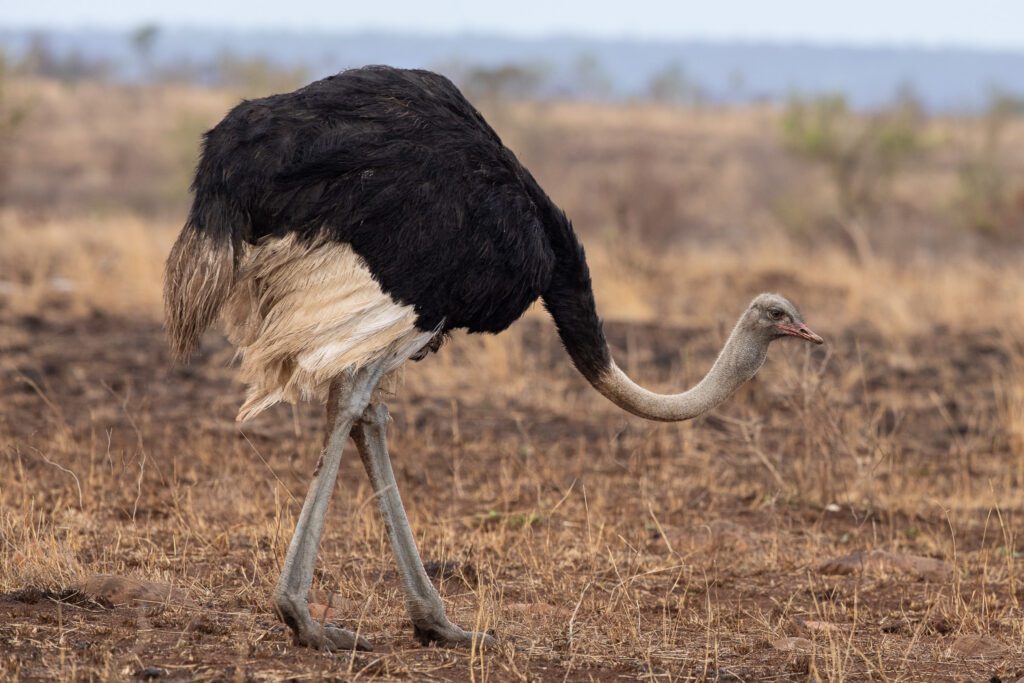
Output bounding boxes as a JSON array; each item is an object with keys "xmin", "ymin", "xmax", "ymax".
[{"xmin": 163, "ymin": 222, "xmax": 236, "ymax": 362}]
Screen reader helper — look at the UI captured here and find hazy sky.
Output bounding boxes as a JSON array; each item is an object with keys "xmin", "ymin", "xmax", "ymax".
[{"xmin": 4, "ymin": 1, "xmax": 1023, "ymax": 51}]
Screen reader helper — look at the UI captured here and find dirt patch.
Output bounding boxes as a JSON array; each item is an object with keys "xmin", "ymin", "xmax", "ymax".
[{"xmin": 2, "ymin": 308, "xmax": 1023, "ymax": 681}]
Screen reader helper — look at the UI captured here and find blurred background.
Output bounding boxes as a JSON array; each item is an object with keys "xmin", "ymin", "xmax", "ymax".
[
  {"xmin": 2, "ymin": 4, "xmax": 1024, "ymax": 680},
  {"xmin": 1, "ymin": 0, "xmax": 1023, "ymax": 252}
]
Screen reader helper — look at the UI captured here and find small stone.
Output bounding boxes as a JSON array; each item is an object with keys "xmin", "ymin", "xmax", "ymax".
[
  {"xmin": 305, "ymin": 592, "xmax": 361, "ymax": 622},
  {"xmin": 949, "ymin": 634, "xmax": 1010, "ymax": 659},
  {"xmin": 772, "ymin": 636, "xmax": 815, "ymax": 654},
  {"xmin": 790, "ymin": 617, "xmax": 842, "ymax": 637},
  {"xmin": 818, "ymin": 549, "xmax": 952, "ymax": 582},
  {"xmin": 78, "ymin": 574, "xmax": 194, "ymax": 608},
  {"xmin": 307, "ymin": 603, "xmax": 335, "ymax": 621}
]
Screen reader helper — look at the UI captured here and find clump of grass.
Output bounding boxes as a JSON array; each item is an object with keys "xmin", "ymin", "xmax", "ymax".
[{"xmin": 0, "ymin": 505, "xmax": 85, "ymax": 592}]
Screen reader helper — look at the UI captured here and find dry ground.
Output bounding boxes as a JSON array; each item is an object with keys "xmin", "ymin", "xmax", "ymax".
[{"xmin": 1, "ymin": 77, "xmax": 1024, "ymax": 681}]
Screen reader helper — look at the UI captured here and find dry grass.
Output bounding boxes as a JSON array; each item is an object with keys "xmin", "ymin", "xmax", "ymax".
[{"xmin": 1, "ymin": 77, "xmax": 1024, "ymax": 681}]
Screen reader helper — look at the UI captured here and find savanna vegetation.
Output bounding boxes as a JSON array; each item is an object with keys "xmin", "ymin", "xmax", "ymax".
[{"xmin": 1, "ymin": 61, "xmax": 1023, "ymax": 680}]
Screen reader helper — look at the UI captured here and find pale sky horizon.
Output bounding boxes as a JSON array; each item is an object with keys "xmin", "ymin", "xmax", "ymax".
[{"xmin": 3, "ymin": 1, "xmax": 1024, "ymax": 52}]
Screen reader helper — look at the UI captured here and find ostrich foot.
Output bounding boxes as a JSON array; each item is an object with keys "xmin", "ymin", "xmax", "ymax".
[
  {"xmin": 413, "ymin": 620, "xmax": 495, "ymax": 648},
  {"xmin": 293, "ymin": 622, "xmax": 374, "ymax": 651},
  {"xmin": 277, "ymin": 596, "xmax": 373, "ymax": 651}
]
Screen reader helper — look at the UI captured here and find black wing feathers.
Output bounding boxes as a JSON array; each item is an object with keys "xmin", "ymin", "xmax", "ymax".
[{"xmin": 192, "ymin": 66, "xmax": 555, "ymax": 334}]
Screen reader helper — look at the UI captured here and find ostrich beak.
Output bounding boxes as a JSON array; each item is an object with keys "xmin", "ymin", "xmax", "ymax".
[{"xmin": 776, "ymin": 322, "xmax": 824, "ymax": 344}]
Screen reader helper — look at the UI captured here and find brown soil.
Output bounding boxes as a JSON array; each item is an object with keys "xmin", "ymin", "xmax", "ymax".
[{"xmin": 2, "ymin": 307, "xmax": 1023, "ymax": 681}]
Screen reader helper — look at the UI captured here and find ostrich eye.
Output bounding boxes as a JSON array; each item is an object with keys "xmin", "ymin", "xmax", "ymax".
[{"xmin": 767, "ymin": 308, "xmax": 784, "ymax": 321}]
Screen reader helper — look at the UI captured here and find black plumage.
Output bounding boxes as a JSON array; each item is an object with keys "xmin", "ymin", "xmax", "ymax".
[{"xmin": 182, "ymin": 65, "xmax": 611, "ymax": 383}]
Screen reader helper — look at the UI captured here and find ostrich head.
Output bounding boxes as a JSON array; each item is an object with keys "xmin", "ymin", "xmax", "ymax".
[
  {"xmin": 702, "ymin": 292, "xmax": 824, "ymax": 389},
  {"xmin": 743, "ymin": 292, "xmax": 823, "ymax": 346}
]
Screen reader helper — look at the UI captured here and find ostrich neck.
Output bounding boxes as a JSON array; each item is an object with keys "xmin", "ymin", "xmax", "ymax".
[{"xmin": 592, "ymin": 322, "xmax": 768, "ymax": 422}]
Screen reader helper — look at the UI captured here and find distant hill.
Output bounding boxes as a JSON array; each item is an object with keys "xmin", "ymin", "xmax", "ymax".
[{"xmin": 2, "ymin": 28, "xmax": 1024, "ymax": 111}]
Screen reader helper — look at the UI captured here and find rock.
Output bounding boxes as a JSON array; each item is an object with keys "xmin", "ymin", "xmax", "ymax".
[
  {"xmin": 307, "ymin": 603, "xmax": 336, "ymax": 622},
  {"xmin": 817, "ymin": 549, "xmax": 952, "ymax": 582},
  {"xmin": 794, "ymin": 618, "xmax": 841, "ymax": 634},
  {"xmin": 772, "ymin": 637, "xmax": 815, "ymax": 654},
  {"xmin": 78, "ymin": 574, "xmax": 194, "ymax": 608},
  {"xmin": 948, "ymin": 634, "xmax": 1010, "ymax": 659},
  {"xmin": 789, "ymin": 616, "xmax": 843, "ymax": 637},
  {"xmin": 306, "ymin": 591, "xmax": 361, "ymax": 621}
]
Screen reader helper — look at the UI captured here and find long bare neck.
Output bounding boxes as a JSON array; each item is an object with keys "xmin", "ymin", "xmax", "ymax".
[
  {"xmin": 536, "ymin": 203, "xmax": 769, "ymax": 423},
  {"xmin": 590, "ymin": 319, "xmax": 768, "ymax": 422}
]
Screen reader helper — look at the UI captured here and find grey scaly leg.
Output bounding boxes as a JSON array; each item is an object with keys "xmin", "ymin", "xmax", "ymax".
[
  {"xmin": 273, "ymin": 363, "xmax": 386, "ymax": 651},
  {"xmin": 353, "ymin": 402, "xmax": 495, "ymax": 648}
]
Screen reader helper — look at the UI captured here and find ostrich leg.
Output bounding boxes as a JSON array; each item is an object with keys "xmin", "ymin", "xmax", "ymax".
[
  {"xmin": 273, "ymin": 363, "xmax": 386, "ymax": 651},
  {"xmin": 353, "ymin": 402, "xmax": 495, "ymax": 648}
]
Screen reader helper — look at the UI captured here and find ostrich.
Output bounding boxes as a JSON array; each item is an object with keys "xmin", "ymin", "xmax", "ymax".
[{"xmin": 164, "ymin": 65, "xmax": 823, "ymax": 652}]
